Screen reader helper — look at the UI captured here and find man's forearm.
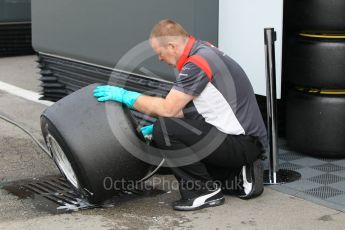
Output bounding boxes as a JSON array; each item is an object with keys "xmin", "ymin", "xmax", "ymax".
[{"xmin": 133, "ymin": 95, "xmax": 183, "ymax": 118}]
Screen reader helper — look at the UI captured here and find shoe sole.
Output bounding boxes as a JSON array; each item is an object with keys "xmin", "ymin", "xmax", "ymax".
[
  {"xmin": 173, "ymin": 197, "xmax": 225, "ymax": 211},
  {"xmin": 239, "ymin": 159, "xmax": 264, "ymax": 200}
]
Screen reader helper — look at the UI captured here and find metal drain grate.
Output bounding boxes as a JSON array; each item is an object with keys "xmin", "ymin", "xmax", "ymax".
[
  {"xmin": 3, "ymin": 176, "xmax": 96, "ymax": 214},
  {"xmin": 24, "ymin": 177, "xmax": 95, "ymax": 210},
  {"xmin": 3, "ymin": 175, "xmax": 166, "ymax": 214}
]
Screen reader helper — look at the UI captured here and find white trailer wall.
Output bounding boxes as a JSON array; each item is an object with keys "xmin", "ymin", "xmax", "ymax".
[{"xmin": 219, "ymin": 0, "xmax": 284, "ymax": 97}]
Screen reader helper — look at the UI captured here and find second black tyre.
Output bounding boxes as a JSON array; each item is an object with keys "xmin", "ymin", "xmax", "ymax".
[{"xmin": 284, "ymin": 35, "xmax": 345, "ymax": 88}]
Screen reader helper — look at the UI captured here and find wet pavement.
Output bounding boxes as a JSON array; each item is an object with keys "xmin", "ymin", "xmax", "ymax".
[{"xmin": 1, "ymin": 55, "xmax": 345, "ymax": 229}]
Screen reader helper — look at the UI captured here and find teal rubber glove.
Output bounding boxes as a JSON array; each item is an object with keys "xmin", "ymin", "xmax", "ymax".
[
  {"xmin": 140, "ymin": 124, "xmax": 154, "ymax": 140},
  {"xmin": 93, "ymin": 85, "xmax": 141, "ymax": 109}
]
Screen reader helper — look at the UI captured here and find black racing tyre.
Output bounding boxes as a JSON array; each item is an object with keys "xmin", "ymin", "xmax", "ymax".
[
  {"xmin": 284, "ymin": 35, "xmax": 345, "ymax": 88},
  {"xmin": 286, "ymin": 89, "xmax": 345, "ymax": 157},
  {"xmin": 40, "ymin": 84, "xmax": 152, "ymax": 204},
  {"xmin": 284, "ymin": 0, "xmax": 345, "ymax": 31}
]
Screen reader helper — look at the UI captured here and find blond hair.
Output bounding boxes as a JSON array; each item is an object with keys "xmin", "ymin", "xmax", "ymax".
[{"xmin": 150, "ymin": 19, "xmax": 189, "ymax": 45}]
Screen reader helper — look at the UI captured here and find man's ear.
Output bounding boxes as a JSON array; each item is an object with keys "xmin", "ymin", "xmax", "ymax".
[{"xmin": 167, "ymin": 42, "xmax": 177, "ymax": 51}]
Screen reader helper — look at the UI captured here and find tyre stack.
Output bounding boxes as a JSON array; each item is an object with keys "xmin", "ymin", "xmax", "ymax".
[{"xmin": 284, "ymin": 0, "xmax": 345, "ymax": 157}]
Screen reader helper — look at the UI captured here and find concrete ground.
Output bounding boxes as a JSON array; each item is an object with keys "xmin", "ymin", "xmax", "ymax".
[{"xmin": 1, "ymin": 55, "xmax": 345, "ymax": 230}]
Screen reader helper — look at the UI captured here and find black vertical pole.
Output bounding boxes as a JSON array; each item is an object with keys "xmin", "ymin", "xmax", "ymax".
[
  {"xmin": 264, "ymin": 28, "xmax": 301, "ymax": 184},
  {"xmin": 264, "ymin": 28, "xmax": 279, "ymax": 184}
]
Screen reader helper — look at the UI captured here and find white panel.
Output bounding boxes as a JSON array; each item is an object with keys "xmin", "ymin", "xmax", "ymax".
[{"xmin": 219, "ymin": 0, "xmax": 283, "ymax": 98}]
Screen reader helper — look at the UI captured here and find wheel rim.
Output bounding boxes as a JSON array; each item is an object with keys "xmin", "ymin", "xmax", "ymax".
[{"xmin": 46, "ymin": 134, "xmax": 81, "ymax": 191}]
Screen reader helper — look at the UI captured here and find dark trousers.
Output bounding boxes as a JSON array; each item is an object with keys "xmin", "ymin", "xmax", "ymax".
[{"xmin": 152, "ymin": 117, "xmax": 263, "ymax": 200}]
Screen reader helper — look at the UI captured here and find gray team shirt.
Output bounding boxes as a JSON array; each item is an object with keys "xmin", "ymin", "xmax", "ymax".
[{"xmin": 173, "ymin": 37, "xmax": 268, "ymax": 148}]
